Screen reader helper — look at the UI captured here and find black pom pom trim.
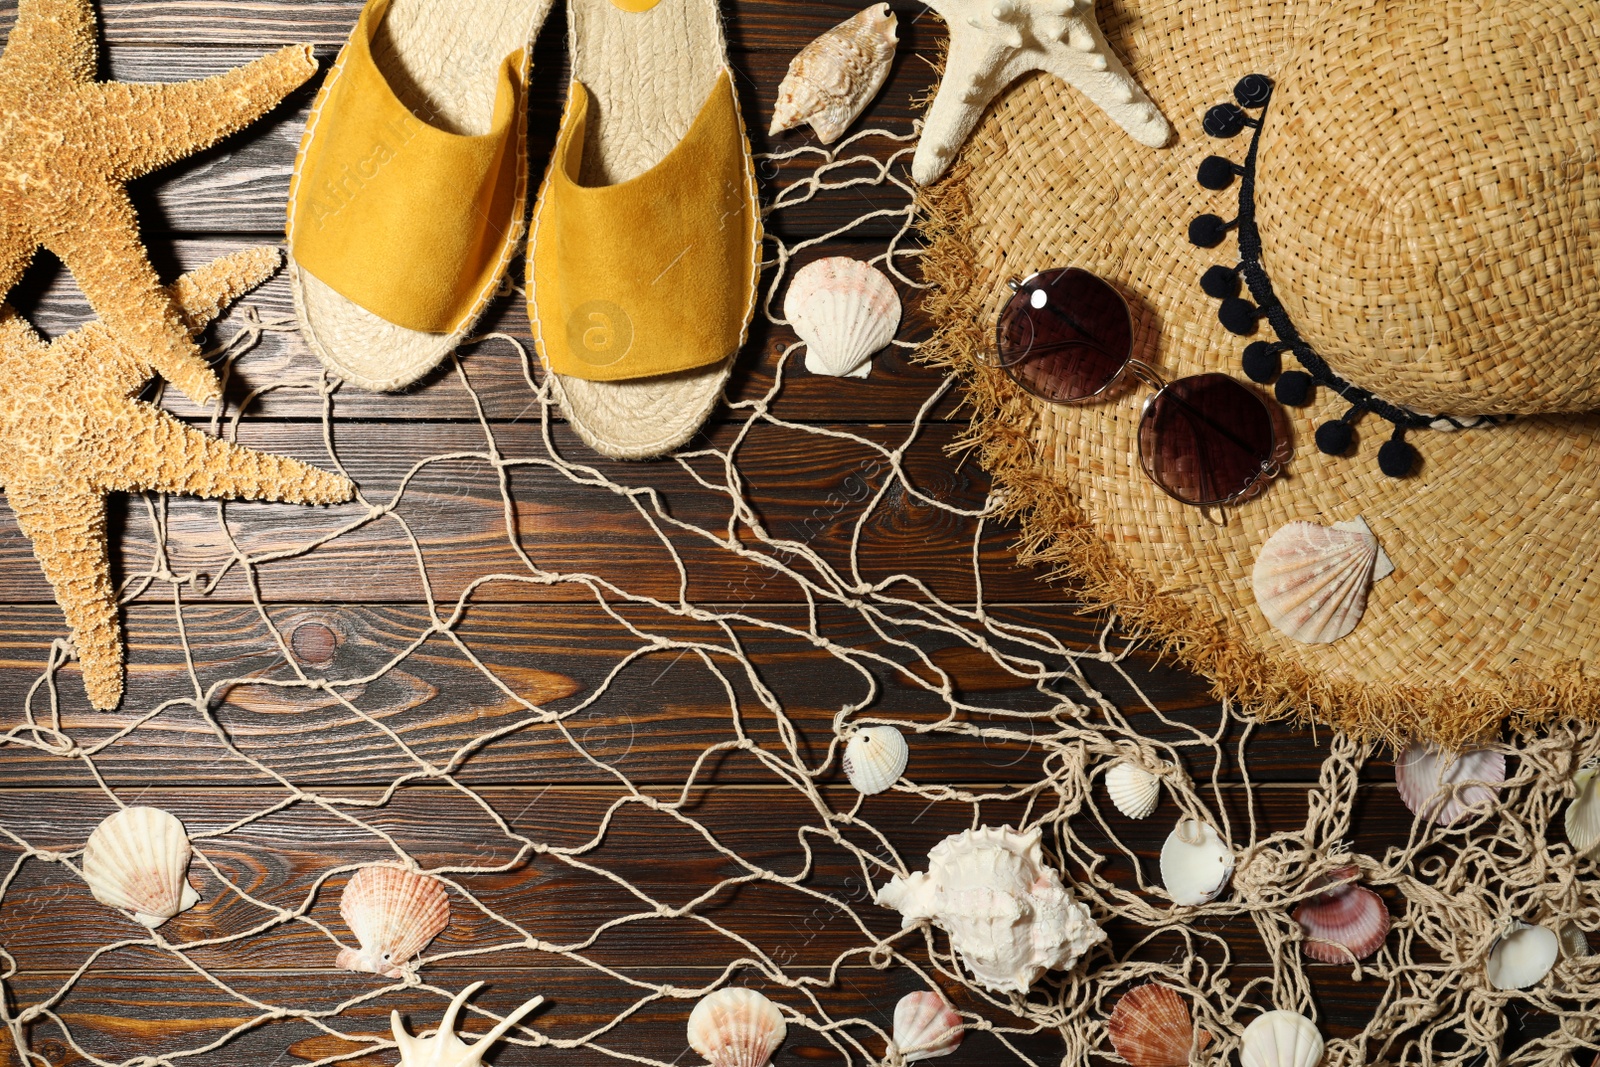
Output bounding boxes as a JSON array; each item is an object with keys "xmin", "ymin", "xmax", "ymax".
[
  {"xmin": 1240, "ymin": 341, "xmax": 1281, "ymax": 383},
  {"xmin": 1275, "ymin": 371, "xmax": 1313, "ymax": 406},
  {"xmin": 1201, "ymin": 265, "xmax": 1241, "ymax": 300},
  {"xmin": 1203, "ymin": 103, "xmax": 1248, "ymax": 138},
  {"xmin": 1218, "ymin": 297, "xmax": 1260, "ymax": 335},
  {"xmin": 1315, "ymin": 420, "xmax": 1354, "ymax": 456},
  {"xmin": 1189, "ymin": 214, "xmax": 1232, "ymax": 248},
  {"xmin": 1197, "ymin": 155, "xmax": 1237, "ymax": 190},
  {"xmin": 1378, "ymin": 436, "xmax": 1418, "ymax": 478},
  {"xmin": 1233, "ymin": 74, "xmax": 1273, "ymax": 108}
]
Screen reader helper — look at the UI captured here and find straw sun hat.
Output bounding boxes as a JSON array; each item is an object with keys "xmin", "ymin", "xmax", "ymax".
[{"xmin": 921, "ymin": 0, "xmax": 1600, "ymax": 745}]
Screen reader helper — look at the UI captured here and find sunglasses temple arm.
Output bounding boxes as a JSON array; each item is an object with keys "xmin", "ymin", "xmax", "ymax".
[{"xmin": 1154, "ymin": 386, "xmax": 1273, "ymax": 461}]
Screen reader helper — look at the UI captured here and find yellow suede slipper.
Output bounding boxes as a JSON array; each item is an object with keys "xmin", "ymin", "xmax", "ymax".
[
  {"xmin": 288, "ymin": 0, "xmax": 554, "ymax": 392},
  {"xmin": 527, "ymin": 0, "xmax": 763, "ymax": 460}
]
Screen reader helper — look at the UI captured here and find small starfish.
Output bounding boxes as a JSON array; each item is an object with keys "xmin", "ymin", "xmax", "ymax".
[
  {"xmin": 913, "ymin": 0, "xmax": 1171, "ymax": 184},
  {"xmin": 0, "ymin": 248, "xmax": 356, "ymax": 710},
  {"xmin": 0, "ymin": 0, "xmax": 316, "ymax": 405}
]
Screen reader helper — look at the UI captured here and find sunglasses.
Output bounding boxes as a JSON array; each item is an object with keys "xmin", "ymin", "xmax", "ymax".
[{"xmin": 994, "ymin": 268, "xmax": 1281, "ymax": 507}]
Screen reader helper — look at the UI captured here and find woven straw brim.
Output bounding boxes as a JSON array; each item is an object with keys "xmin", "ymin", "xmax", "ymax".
[{"xmin": 920, "ymin": 0, "xmax": 1600, "ymax": 747}]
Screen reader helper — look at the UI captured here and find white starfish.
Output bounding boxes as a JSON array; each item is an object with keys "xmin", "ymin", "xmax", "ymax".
[{"xmin": 913, "ymin": 0, "xmax": 1171, "ymax": 184}]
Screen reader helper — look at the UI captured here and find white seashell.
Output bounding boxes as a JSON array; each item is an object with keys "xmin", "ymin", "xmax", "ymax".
[
  {"xmin": 1565, "ymin": 764, "xmax": 1600, "ymax": 858},
  {"xmin": 82, "ymin": 806, "xmax": 201, "ymax": 928},
  {"xmin": 888, "ymin": 991, "xmax": 963, "ymax": 1063},
  {"xmin": 785, "ymin": 257, "xmax": 902, "ymax": 379},
  {"xmin": 876, "ymin": 825, "xmax": 1106, "ymax": 993},
  {"xmin": 1486, "ymin": 922, "xmax": 1560, "ymax": 990},
  {"xmin": 1105, "ymin": 761, "xmax": 1161, "ymax": 820},
  {"xmin": 687, "ymin": 988, "xmax": 787, "ymax": 1067},
  {"xmin": 1252, "ymin": 520, "xmax": 1384, "ymax": 644},
  {"xmin": 336, "ymin": 864, "xmax": 451, "ymax": 977},
  {"xmin": 1395, "ymin": 742, "xmax": 1505, "ymax": 827},
  {"xmin": 771, "ymin": 5, "xmax": 899, "ymax": 144},
  {"xmin": 1240, "ymin": 1011, "xmax": 1323, "ymax": 1067},
  {"xmin": 391, "ymin": 982, "xmax": 544, "ymax": 1067},
  {"xmin": 1159, "ymin": 820, "xmax": 1233, "ymax": 907},
  {"xmin": 1560, "ymin": 922, "xmax": 1591, "ymax": 960},
  {"xmin": 844, "ymin": 726, "xmax": 909, "ymax": 795}
]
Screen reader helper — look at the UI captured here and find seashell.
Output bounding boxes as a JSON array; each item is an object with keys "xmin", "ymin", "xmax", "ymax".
[
  {"xmin": 1560, "ymin": 922, "xmax": 1591, "ymax": 959},
  {"xmin": 1239, "ymin": 1011, "xmax": 1323, "ymax": 1067},
  {"xmin": 1395, "ymin": 742, "xmax": 1506, "ymax": 827},
  {"xmin": 785, "ymin": 257, "xmax": 902, "ymax": 379},
  {"xmin": 1486, "ymin": 922, "xmax": 1560, "ymax": 990},
  {"xmin": 844, "ymin": 725, "xmax": 909, "ymax": 795},
  {"xmin": 82, "ymin": 806, "xmax": 201, "ymax": 928},
  {"xmin": 1105, "ymin": 761, "xmax": 1161, "ymax": 820},
  {"xmin": 1564, "ymin": 764, "xmax": 1600, "ymax": 858},
  {"xmin": 1252, "ymin": 520, "xmax": 1386, "ymax": 644},
  {"xmin": 876, "ymin": 825, "xmax": 1106, "ymax": 993},
  {"xmin": 888, "ymin": 990, "xmax": 963, "ymax": 1063},
  {"xmin": 391, "ymin": 982, "xmax": 544, "ymax": 1067},
  {"xmin": 770, "ymin": 4, "xmax": 899, "ymax": 145},
  {"xmin": 1291, "ymin": 866, "xmax": 1390, "ymax": 964},
  {"xmin": 1106, "ymin": 983, "xmax": 1210, "ymax": 1067},
  {"xmin": 336, "ymin": 864, "xmax": 451, "ymax": 977},
  {"xmin": 1159, "ymin": 820, "xmax": 1234, "ymax": 907},
  {"xmin": 687, "ymin": 988, "xmax": 787, "ymax": 1067}
]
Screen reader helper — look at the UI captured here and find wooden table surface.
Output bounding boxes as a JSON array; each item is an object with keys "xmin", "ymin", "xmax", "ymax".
[{"xmin": 0, "ymin": 1, "xmax": 1556, "ymax": 1064}]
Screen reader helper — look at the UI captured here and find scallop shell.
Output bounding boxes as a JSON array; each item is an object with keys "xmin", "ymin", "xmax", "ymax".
[
  {"xmin": 785, "ymin": 257, "xmax": 902, "ymax": 379},
  {"xmin": 336, "ymin": 864, "xmax": 451, "ymax": 977},
  {"xmin": 889, "ymin": 991, "xmax": 963, "ymax": 1063},
  {"xmin": 687, "ymin": 988, "xmax": 787, "ymax": 1067},
  {"xmin": 1395, "ymin": 742, "xmax": 1506, "ymax": 827},
  {"xmin": 82, "ymin": 806, "xmax": 201, "ymax": 928},
  {"xmin": 391, "ymin": 982, "xmax": 545, "ymax": 1067},
  {"xmin": 1565, "ymin": 765, "xmax": 1600, "ymax": 857},
  {"xmin": 843, "ymin": 725, "xmax": 909, "ymax": 795},
  {"xmin": 1106, "ymin": 983, "xmax": 1210, "ymax": 1067},
  {"xmin": 1240, "ymin": 1011, "xmax": 1323, "ymax": 1067},
  {"xmin": 1251, "ymin": 520, "xmax": 1385, "ymax": 644},
  {"xmin": 1560, "ymin": 922, "xmax": 1591, "ymax": 959},
  {"xmin": 1291, "ymin": 867, "xmax": 1390, "ymax": 964},
  {"xmin": 770, "ymin": 4, "xmax": 899, "ymax": 144},
  {"xmin": 1105, "ymin": 761, "xmax": 1161, "ymax": 820},
  {"xmin": 1159, "ymin": 820, "xmax": 1234, "ymax": 907},
  {"xmin": 1486, "ymin": 922, "xmax": 1559, "ymax": 990}
]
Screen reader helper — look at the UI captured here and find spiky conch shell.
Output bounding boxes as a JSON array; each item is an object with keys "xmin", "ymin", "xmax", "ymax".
[
  {"xmin": 1104, "ymin": 760, "xmax": 1161, "ymax": 820},
  {"xmin": 770, "ymin": 4, "xmax": 899, "ymax": 144},
  {"xmin": 1158, "ymin": 820, "xmax": 1234, "ymax": 907},
  {"xmin": 1106, "ymin": 983, "xmax": 1210, "ymax": 1067},
  {"xmin": 1565, "ymin": 765, "xmax": 1600, "ymax": 858},
  {"xmin": 687, "ymin": 988, "xmax": 787, "ymax": 1067},
  {"xmin": 336, "ymin": 864, "xmax": 451, "ymax": 977},
  {"xmin": 1394, "ymin": 742, "xmax": 1506, "ymax": 827},
  {"xmin": 1251, "ymin": 520, "xmax": 1383, "ymax": 644},
  {"xmin": 82, "ymin": 806, "xmax": 201, "ymax": 928},
  {"xmin": 785, "ymin": 257, "xmax": 902, "ymax": 379},
  {"xmin": 1486, "ymin": 922, "xmax": 1560, "ymax": 991},
  {"xmin": 1239, "ymin": 1011, "xmax": 1324, "ymax": 1067},
  {"xmin": 390, "ymin": 982, "xmax": 545, "ymax": 1067},
  {"xmin": 844, "ymin": 725, "xmax": 909, "ymax": 795},
  {"xmin": 1291, "ymin": 867, "xmax": 1390, "ymax": 964},
  {"xmin": 888, "ymin": 991, "xmax": 963, "ymax": 1063}
]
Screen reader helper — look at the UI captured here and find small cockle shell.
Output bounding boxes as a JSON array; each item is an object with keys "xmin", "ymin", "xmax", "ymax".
[
  {"xmin": 1291, "ymin": 867, "xmax": 1390, "ymax": 964},
  {"xmin": 1106, "ymin": 983, "xmax": 1210, "ymax": 1067},
  {"xmin": 1240, "ymin": 1011, "xmax": 1323, "ymax": 1067},
  {"xmin": 1105, "ymin": 761, "xmax": 1161, "ymax": 820},
  {"xmin": 770, "ymin": 4, "xmax": 899, "ymax": 144},
  {"xmin": 1486, "ymin": 922, "xmax": 1560, "ymax": 990},
  {"xmin": 844, "ymin": 725, "xmax": 909, "ymax": 795},
  {"xmin": 688, "ymin": 988, "xmax": 787, "ymax": 1067},
  {"xmin": 82, "ymin": 806, "xmax": 201, "ymax": 928},
  {"xmin": 336, "ymin": 864, "xmax": 451, "ymax": 977},
  {"xmin": 391, "ymin": 982, "xmax": 544, "ymax": 1067},
  {"xmin": 1159, "ymin": 819, "xmax": 1234, "ymax": 907},
  {"xmin": 888, "ymin": 990, "xmax": 963, "ymax": 1063},
  {"xmin": 785, "ymin": 257, "xmax": 902, "ymax": 379},
  {"xmin": 1252, "ymin": 519, "xmax": 1390, "ymax": 644},
  {"xmin": 1564, "ymin": 764, "xmax": 1600, "ymax": 858},
  {"xmin": 1395, "ymin": 742, "xmax": 1506, "ymax": 827},
  {"xmin": 1560, "ymin": 923, "xmax": 1591, "ymax": 959}
]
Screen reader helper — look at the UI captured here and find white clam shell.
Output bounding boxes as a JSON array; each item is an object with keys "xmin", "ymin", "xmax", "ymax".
[
  {"xmin": 1105, "ymin": 761, "xmax": 1161, "ymax": 820},
  {"xmin": 1159, "ymin": 820, "xmax": 1234, "ymax": 907},
  {"xmin": 844, "ymin": 726, "xmax": 909, "ymax": 795},
  {"xmin": 687, "ymin": 988, "xmax": 787, "ymax": 1067},
  {"xmin": 770, "ymin": 4, "xmax": 899, "ymax": 144},
  {"xmin": 336, "ymin": 864, "xmax": 451, "ymax": 977},
  {"xmin": 1240, "ymin": 1011, "xmax": 1324, "ymax": 1067},
  {"xmin": 391, "ymin": 982, "xmax": 545, "ymax": 1067},
  {"xmin": 785, "ymin": 257, "xmax": 902, "ymax": 379},
  {"xmin": 1252, "ymin": 519, "xmax": 1386, "ymax": 644},
  {"xmin": 1395, "ymin": 743, "xmax": 1505, "ymax": 827},
  {"xmin": 1565, "ymin": 765, "xmax": 1600, "ymax": 857},
  {"xmin": 889, "ymin": 990, "xmax": 963, "ymax": 1062},
  {"xmin": 82, "ymin": 806, "xmax": 201, "ymax": 928},
  {"xmin": 1486, "ymin": 922, "xmax": 1559, "ymax": 990}
]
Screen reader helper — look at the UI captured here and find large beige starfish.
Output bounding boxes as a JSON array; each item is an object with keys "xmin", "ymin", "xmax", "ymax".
[
  {"xmin": 0, "ymin": 0, "xmax": 316, "ymax": 406},
  {"xmin": 0, "ymin": 248, "xmax": 356, "ymax": 710}
]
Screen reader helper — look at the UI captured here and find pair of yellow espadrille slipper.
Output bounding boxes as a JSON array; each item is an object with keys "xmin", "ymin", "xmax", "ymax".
[{"xmin": 287, "ymin": 0, "xmax": 762, "ymax": 460}]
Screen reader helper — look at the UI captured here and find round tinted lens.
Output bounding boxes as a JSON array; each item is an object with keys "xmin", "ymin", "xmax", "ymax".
[
  {"xmin": 997, "ymin": 268, "xmax": 1133, "ymax": 402},
  {"xmin": 1139, "ymin": 373, "xmax": 1276, "ymax": 506}
]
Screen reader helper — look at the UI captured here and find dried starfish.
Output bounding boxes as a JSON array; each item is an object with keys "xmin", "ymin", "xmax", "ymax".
[
  {"xmin": 0, "ymin": 248, "xmax": 356, "ymax": 710},
  {"xmin": 0, "ymin": 0, "xmax": 316, "ymax": 405},
  {"xmin": 913, "ymin": 0, "xmax": 1170, "ymax": 184}
]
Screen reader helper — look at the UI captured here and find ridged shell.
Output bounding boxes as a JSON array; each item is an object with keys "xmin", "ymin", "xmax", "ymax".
[
  {"xmin": 1560, "ymin": 922, "xmax": 1591, "ymax": 959},
  {"xmin": 391, "ymin": 982, "xmax": 546, "ymax": 1067},
  {"xmin": 1240, "ymin": 1011, "xmax": 1323, "ymax": 1067},
  {"xmin": 82, "ymin": 806, "xmax": 200, "ymax": 928},
  {"xmin": 1565, "ymin": 765, "xmax": 1600, "ymax": 857},
  {"xmin": 1291, "ymin": 867, "xmax": 1390, "ymax": 964},
  {"xmin": 785, "ymin": 257, "xmax": 902, "ymax": 379},
  {"xmin": 687, "ymin": 988, "xmax": 787, "ymax": 1067},
  {"xmin": 336, "ymin": 864, "xmax": 451, "ymax": 977},
  {"xmin": 1486, "ymin": 923, "xmax": 1559, "ymax": 990},
  {"xmin": 889, "ymin": 991, "xmax": 962, "ymax": 1062},
  {"xmin": 1395, "ymin": 743, "xmax": 1506, "ymax": 827},
  {"xmin": 770, "ymin": 4, "xmax": 898, "ymax": 144},
  {"xmin": 1105, "ymin": 761, "xmax": 1160, "ymax": 820},
  {"xmin": 1106, "ymin": 984, "xmax": 1209, "ymax": 1067},
  {"xmin": 1159, "ymin": 820, "xmax": 1234, "ymax": 907},
  {"xmin": 1251, "ymin": 520, "xmax": 1382, "ymax": 644},
  {"xmin": 844, "ymin": 726, "xmax": 909, "ymax": 795}
]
